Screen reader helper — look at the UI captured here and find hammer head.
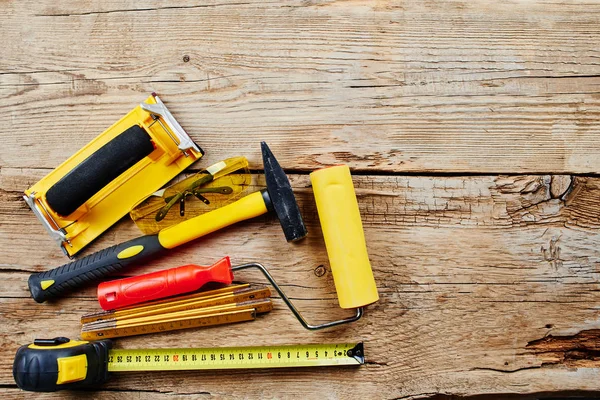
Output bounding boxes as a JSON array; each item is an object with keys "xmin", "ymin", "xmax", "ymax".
[{"xmin": 261, "ymin": 142, "xmax": 307, "ymax": 242}]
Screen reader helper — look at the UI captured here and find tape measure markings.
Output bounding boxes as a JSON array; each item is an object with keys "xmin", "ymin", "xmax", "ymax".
[{"xmin": 107, "ymin": 343, "xmax": 364, "ymax": 371}]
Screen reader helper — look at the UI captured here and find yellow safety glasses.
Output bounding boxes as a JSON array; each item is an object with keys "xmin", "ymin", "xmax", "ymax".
[{"xmin": 130, "ymin": 157, "xmax": 251, "ymax": 234}]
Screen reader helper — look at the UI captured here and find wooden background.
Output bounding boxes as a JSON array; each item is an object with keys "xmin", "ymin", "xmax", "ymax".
[{"xmin": 2, "ymin": 0, "xmax": 600, "ymax": 398}]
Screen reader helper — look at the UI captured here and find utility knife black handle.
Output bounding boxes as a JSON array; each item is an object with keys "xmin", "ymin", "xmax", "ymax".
[{"xmin": 28, "ymin": 235, "xmax": 166, "ymax": 303}]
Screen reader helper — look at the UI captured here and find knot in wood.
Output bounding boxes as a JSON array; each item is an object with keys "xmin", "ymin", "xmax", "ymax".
[{"xmin": 314, "ymin": 265, "xmax": 327, "ymax": 277}]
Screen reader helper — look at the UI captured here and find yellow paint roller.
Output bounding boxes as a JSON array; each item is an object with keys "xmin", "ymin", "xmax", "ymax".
[
  {"xmin": 232, "ymin": 164, "xmax": 379, "ymax": 330},
  {"xmin": 310, "ymin": 165, "xmax": 379, "ymax": 309}
]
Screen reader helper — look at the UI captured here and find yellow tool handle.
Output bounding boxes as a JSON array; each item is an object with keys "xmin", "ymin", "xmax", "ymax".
[
  {"xmin": 310, "ymin": 165, "xmax": 379, "ymax": 309},
  {"xmin": 158, "ymin": 190, "xmax": 269, "ymax": 248}
]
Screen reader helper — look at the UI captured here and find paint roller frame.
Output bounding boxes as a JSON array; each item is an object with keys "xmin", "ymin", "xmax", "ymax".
[
  {"xmin": 231, "ymin": 263, "xmax": 363, "ymax": 330},
  {"xmin": 233, "ymin": 164, "xmax": 377, "ymax": 330}
]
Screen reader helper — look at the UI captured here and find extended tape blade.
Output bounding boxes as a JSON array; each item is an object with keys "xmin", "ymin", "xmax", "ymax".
[{"xmin": 107, "ymin": 343, "xmax": 364, "ymax": 372}]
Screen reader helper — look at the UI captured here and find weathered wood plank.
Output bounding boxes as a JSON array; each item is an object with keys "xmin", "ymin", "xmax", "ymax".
[
  {"xmin": 2, "ymin": 171, "xmax": 600, "ymax": 398},
  {"xmin": 2, "ymin": 0, "xmax": 600, "ymax": 173},
  {"xmin": 3, "ymin": 0, "xmax": 600, "ymax": 398}
]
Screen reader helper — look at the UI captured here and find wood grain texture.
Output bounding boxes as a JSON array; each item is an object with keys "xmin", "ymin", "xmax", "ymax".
[
  {"xmin": 2, "ymin": 0, "xmax": 600, "ymax": 173},
  {"xmin": 2, "ymin": 0, "xmax": 600, "ymax": 398},
  {"xmin": 2, "ymin": 170, "xmax": 600, "ymax": 398}
]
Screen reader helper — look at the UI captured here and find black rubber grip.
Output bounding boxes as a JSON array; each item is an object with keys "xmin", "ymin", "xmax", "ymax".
[
  {"xmin": 28, "ymin": 235, "xmax": 166, "ymax": 303},
  {"xmin": 45, "ymin": 125, "xmax": 155, "ymax": 216}
]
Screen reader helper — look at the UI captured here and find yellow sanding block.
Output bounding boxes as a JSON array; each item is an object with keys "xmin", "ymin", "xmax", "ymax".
[{"xmin": 23, "ymin": 94, "xmax": 204, "ymax": 257}]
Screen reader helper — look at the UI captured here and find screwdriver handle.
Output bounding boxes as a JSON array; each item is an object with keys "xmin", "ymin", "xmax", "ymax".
[
  {"xmin": 97, "ymin": 256, "xmax": 234, "ymax": 310},
  {"xmin": 28, "ymin": 235, "xmax": 166, "ymax": 303}
]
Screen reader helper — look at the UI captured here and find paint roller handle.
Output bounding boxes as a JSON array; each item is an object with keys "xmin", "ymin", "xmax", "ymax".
[{"xmin": 28, "ymin": 235, "xmax": 166, "ymax": 303}]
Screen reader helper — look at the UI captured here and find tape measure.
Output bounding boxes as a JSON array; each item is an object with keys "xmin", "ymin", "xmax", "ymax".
[
  {"xmin": 13, "ymin": 337, "xmax": 364, "ymax": 392},
  {"xmin": 108, "ymin": 342, "xmax": 362, "ymax": 371}
]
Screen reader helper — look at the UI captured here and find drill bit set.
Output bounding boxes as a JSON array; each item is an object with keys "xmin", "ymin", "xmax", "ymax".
[{"xmin": 14, "ymin": 94, "xmax": 380, "ymax": 392}]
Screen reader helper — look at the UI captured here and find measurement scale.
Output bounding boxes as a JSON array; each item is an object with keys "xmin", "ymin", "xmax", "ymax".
[
  {"xmin": 108, "ymin": 342, "xmax": 363, "ymax": 371},
  {"xmin": 13, "ymin": 337, "xmax": 364, "ymax": 392}
]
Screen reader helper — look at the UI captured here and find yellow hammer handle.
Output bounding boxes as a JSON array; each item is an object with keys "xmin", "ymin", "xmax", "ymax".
[
  {"xmin": 158, "ymin": 191, "xmax": 268, "ymax": 249},
  {"xmin": 310, "ymin": 165, "xmax": 379, "ymax": 309}
]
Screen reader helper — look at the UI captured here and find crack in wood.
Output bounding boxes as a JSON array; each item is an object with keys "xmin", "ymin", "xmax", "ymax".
[
  {"xmin": 77, "ymin": 387, "xmax": 212, "ymax": 396},
  {"xmin": 527, "ymin": 329, "xmax": 600, "ymax": 368},
  {"xmin": 470, "ymin": 365, "xmax": 542, "ymax": 374},
  {"xmin": 365, "ymin": 359, "xmax": 389, "ymax": 367},
  {"xmin": 34, "ymin": 2, "xmax": 256, "ymax": 17},
  {"xmin": 550, "ymin": 175, "xmax": 574, "ymax": 200}
]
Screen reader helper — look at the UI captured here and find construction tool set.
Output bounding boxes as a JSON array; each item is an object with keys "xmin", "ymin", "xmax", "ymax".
[{"xmin": 13, "ymin": 94, "xmax": 380, "ymax": 392}]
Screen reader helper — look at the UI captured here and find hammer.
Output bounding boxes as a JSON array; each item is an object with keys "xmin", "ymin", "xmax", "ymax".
[{"xmin": 29, "ymin": 143, "xmax": 307, "ymax": 303}]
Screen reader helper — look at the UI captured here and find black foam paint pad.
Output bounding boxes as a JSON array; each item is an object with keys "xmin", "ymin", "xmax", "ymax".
[{"xmin": 46, "ymin": 125, "xmax": 155, "ymax": 216}]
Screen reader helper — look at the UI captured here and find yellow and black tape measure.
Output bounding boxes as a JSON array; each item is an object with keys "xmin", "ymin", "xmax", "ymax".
[
  {"xmin": 108, "ymin": 342, "xmax": 362, "ymax": 371},
  {"xmin": 13, "ymin": 337, "xmax": 364, "ymax": 392}
]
